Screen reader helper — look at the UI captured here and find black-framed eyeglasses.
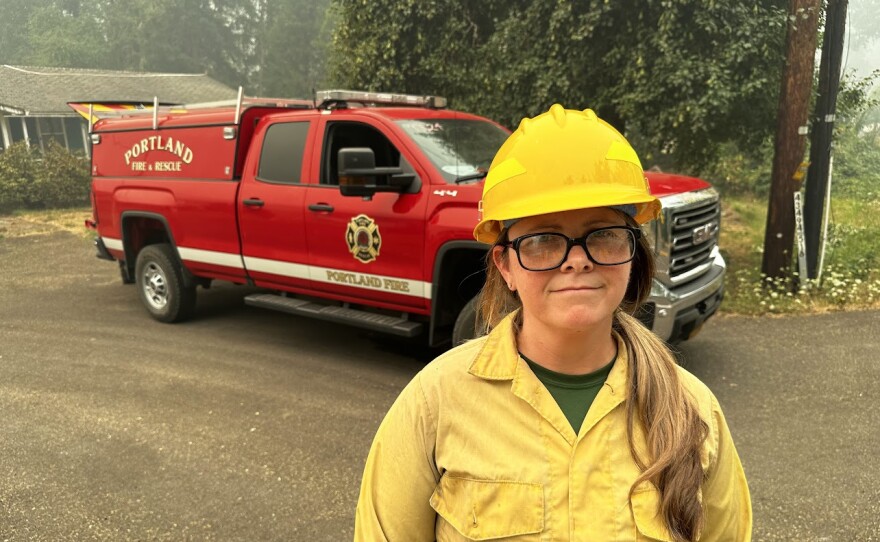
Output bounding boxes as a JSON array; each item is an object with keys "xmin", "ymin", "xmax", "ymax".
[{"xmin": 503, "ymin": 226, "xmax": 641, "ymax": 271}]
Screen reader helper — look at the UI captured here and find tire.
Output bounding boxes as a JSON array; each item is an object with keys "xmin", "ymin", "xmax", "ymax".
[
  {"xmin": 135, "ymin": 243, "xmax": 196, "ymax": 323},
  {"xmin": 452, "ymin": 295, "xmax": 484, "ymax": 347}
]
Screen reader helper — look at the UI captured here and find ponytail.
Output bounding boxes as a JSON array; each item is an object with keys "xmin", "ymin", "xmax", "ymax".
[{"xmin": 615, "ymin": 311, "xmax": 708, "ymax": 542}]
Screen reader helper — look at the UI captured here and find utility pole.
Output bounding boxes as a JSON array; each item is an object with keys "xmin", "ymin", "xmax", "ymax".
[
  {"xmin": 804, "ymin": 0, "xmax": 848, "ymax": 279},
  {"xmin": 762, "ymin": 0, "xmax": 821, "ymax": 281}
]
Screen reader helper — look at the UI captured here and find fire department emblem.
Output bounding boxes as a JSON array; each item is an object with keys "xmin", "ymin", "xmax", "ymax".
[{"xmin": 346, "ymin": 214, "xmax": 382, "ymax": 263}]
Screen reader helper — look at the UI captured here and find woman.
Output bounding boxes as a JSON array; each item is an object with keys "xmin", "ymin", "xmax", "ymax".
[{"xmin": 354, "ymin": 105, "xmax": 751, "ymax": 541}]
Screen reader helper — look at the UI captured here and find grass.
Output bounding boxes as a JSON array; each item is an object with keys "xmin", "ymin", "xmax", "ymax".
[
  {"xmin": 2, "ymin": 206, "xmax": 94, "ymax": 239},
  {"xmin": 5, "ymin": 201, "xmax": 879, "ymax": 315},
  {"xmin": 719, "ymin": 193, "xmax": 880, "ymax": 315}
]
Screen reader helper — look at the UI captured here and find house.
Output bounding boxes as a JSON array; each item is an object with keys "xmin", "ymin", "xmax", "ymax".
[{"xmin": 0, "ymin": 65, "xmax": 236, "ymax": 156}]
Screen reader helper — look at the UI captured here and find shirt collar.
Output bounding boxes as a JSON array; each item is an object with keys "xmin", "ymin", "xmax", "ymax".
[
  {"xmin": 468, "ymin": 309, "xmax": 630, "ymax": 396},
  {"xmin": 467, "ymin": 311, "xmax": 522, "ymax": 380}
]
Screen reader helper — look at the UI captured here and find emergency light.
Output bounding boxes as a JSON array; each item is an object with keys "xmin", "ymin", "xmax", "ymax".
[{"xmin": 316, "ymin": 90, "xmax": 447, "ymax": 109}]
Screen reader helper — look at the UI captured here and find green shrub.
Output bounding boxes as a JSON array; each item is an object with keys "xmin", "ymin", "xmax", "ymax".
[
  {"xmin": 720, "ymin": 194, "xmax": 880, "ymax": 315},
  {"xmin": 831, "ymin": 127, "xmax": 880, "ymax": 199},
  {"xmin": 37, "ymin": 140, "xmax": 92, "ymax": 207},
  {"xmin": 0, "ymin": 142, "xmax": 38, "ymax": 211},
  {"xmin": 0, "ymin": 141, "xmax": 90, "ymax": 213},
  {"xmin": 703, "ymin": 140, "xmax": 774, "ymax": 197}
]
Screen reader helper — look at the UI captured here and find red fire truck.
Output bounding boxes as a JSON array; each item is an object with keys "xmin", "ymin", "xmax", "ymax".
[{"xmin": 79, "ymin": 90, "xmax": 724, "ymax": 347}]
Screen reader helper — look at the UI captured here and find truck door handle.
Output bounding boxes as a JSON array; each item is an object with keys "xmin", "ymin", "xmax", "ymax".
[
  {"xmin": 243, "ymin": 198, "xmax": 265, "ymax": 207},
  {"xmin": 308, "ymin": 203, "xmax": 334, "ymax": 213}
]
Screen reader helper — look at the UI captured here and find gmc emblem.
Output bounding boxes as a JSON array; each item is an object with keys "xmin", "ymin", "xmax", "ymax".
[{"xmin": 692, "ymin": 222, "xmax": 718, "ymax": 245}]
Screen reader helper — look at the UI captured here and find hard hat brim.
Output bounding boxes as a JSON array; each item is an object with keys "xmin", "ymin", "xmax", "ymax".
[{"xmin": 474, "ymin": 184, "xmax": 661, "ymax": 244}]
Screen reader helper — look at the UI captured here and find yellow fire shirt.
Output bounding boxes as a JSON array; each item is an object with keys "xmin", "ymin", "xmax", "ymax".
[{"xmin": 355, "ymin": 312, "xmax": 752, "ymax": 541}]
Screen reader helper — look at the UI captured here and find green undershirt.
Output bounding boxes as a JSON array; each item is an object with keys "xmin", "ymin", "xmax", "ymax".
[{"xmin": 521, "ymin": 352, "xmax": 616, "ymax": 434}]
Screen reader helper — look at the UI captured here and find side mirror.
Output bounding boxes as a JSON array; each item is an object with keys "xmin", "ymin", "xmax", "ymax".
[
  {"xmin": 338, "ymin": 147, "xmax": 379, "ymax": 175},
  {"xmin": 337, "ymin": 147, "xmax": 415, "ymax": 197}
]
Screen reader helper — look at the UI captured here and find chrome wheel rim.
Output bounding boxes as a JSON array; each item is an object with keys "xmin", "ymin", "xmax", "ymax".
[{"xmin": 142, "ymin": 262, "xmax": 169, "ymax": 310}]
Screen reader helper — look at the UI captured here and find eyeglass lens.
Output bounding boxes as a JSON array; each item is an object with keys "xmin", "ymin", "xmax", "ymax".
[{"xmin": 515, "ymin": 228, "xmax": 635, "ymax": 270}]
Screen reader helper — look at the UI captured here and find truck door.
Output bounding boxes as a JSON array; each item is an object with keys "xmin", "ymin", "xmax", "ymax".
[
  {"xmin": 304, "ymin": 118, "xmax": 430, "ymax": 310},
  {"xmin": 238, "ymin": 120, "xmax": 314, "ymax": 291}
]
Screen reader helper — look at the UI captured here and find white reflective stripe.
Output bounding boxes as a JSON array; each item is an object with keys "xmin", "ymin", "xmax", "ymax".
[
  {"xmin": 103, "ymin": 237, "xmax": 124, "ymax": 251},
  {"xmin": 308, "ymin": 265, "xmax": 432, "ymax": 299},
  {"xmin": 177, "ymin": 246, "xmax": 245, "ymax": 269},
  {"xmin": 174, "ymin": 247, "xmax": 433, "ymax": 300},
  {"xmin": 243, "ymin": 256, "xmax": 309, "ymax": 280}
]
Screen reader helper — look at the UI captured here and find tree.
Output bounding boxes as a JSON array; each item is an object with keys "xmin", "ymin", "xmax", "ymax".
[
  {"xmin": 0, "ymin": 0, "xmax": 45, "ymax": 64},
  {"xmin": 831, "ymin": 71, "xmax": 880, "ymax": 197},
  {"xmin": 329, "ymin": 0, "xmax": 503, "ymax": 98},
  {"xmin": 249, "ymin": 0, "xmax": 332, "ymax": 97},
  {"xmin": 761, "ymin": 0, "xmax": 821, "ymax": 280},
  {"xmin": 328, "ymin": 0, "xmax": 789, "ymax": 172},
  {"xmin": 26, "ymin": 2, "xmax": 105, "ymax": 67},
  {"xmin": 0, "ymin": 0, "xmax": 250, "ymax": 88},
  {"xmin": 99, "ymin": 0, "xmax": 246, "ymax": 86},
  {"xmin": 0, "ymin": 0, "xmax": 105, "ymax": 66}
]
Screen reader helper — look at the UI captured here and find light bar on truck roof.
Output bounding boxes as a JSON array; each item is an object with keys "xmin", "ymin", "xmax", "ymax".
[{"xmin": 316, "ymin": 90, "xmax": 447, "ymax": 109}]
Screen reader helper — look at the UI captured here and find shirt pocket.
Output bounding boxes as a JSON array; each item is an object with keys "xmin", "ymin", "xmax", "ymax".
[
  {"xmin": 630, "ymin": 487, "xmax": 674, "ymax": 542},
  {"xmin": 429, "ymin": 475, "xmax": 544, "ymax": 541}
]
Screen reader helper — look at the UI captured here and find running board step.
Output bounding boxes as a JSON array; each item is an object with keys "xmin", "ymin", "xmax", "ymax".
[{"xmin": 244, "ymin": 293, "xmax": 423, "ymax": 337}]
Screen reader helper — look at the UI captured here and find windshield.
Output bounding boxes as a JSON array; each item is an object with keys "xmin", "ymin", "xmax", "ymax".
[{"xmin": 395, "ymin": 118, "xmax": 510, "ymax": 184}]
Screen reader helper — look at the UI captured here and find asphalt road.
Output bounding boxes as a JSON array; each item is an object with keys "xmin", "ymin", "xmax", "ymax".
[{"xmin": 0, "ymin": 228, "xmax": 878, "ymax": 541}]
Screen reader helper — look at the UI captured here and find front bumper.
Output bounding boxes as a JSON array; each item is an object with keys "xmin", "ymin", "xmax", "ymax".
[{"xmin": 643, "ymin": 246, "xmax": 726, "ymax": 343}]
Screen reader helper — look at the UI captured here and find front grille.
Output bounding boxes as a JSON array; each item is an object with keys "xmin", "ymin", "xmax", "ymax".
[{"xmin": 667, "ymin": 198, "xmax": 720, "ymax": 284}]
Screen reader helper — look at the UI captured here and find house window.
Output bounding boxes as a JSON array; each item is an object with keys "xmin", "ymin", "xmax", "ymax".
[
  {"xmin": 38, "ymin": 117, "xmax": 66, "ymax": 149},
  {"xmin": 4, "ymin": 116, "xmax": 88, "ymax": 153},
  {"xmin": 64, "ymin": 117, "xmax": 86, "ymax": 154},
  {"xmin": 8, "ymin": 117, "xmax": 25, "ymax": 143}
]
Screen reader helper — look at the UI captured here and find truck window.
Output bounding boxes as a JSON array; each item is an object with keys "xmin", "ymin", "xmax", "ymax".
[
  {"xmin": 257, "ymin": 121, "xmax": 310, "ymax": 184},
  {"xmin": 322, "ymin": 122, "xmax": 407, "ymax": 186},
  {"xmin": 395, "ymin": 118, "xmax": 509, "ymax": 183}
]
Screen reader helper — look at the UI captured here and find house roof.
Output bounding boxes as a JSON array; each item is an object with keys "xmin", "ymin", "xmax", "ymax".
[{"xmin": 0, "ymin": 65, "xmax": 237, "ymax": 115}]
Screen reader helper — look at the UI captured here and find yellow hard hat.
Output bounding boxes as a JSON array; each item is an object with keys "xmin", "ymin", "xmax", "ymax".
[{"xmin": 474, "ymin": 104, "xmax": 661, "ymax": 244}]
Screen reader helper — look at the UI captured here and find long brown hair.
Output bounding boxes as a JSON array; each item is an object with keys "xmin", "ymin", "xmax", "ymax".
[{"xmin": 477, "ymin": 214, "xmax": 708, "ymax": 542}]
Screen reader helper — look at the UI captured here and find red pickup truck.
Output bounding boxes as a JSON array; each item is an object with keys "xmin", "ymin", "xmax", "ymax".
[{"xmin": 81, "ymin": 90, "xmax": 724, "ymax": 346}]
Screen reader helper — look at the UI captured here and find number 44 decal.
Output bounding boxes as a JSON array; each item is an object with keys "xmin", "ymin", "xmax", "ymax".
[{"xmin": 433, "ymin": 189, "xmax": 458, "ymax": 197}]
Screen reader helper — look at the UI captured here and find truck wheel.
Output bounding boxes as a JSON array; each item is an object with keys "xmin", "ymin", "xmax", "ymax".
[
  {"xmin": 135, "ymin": 244, "xmax": 196, "ymax": 323},
  {"xmin": 452, "ymin": 295, "xmax": 484, "ymax": 346}
]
